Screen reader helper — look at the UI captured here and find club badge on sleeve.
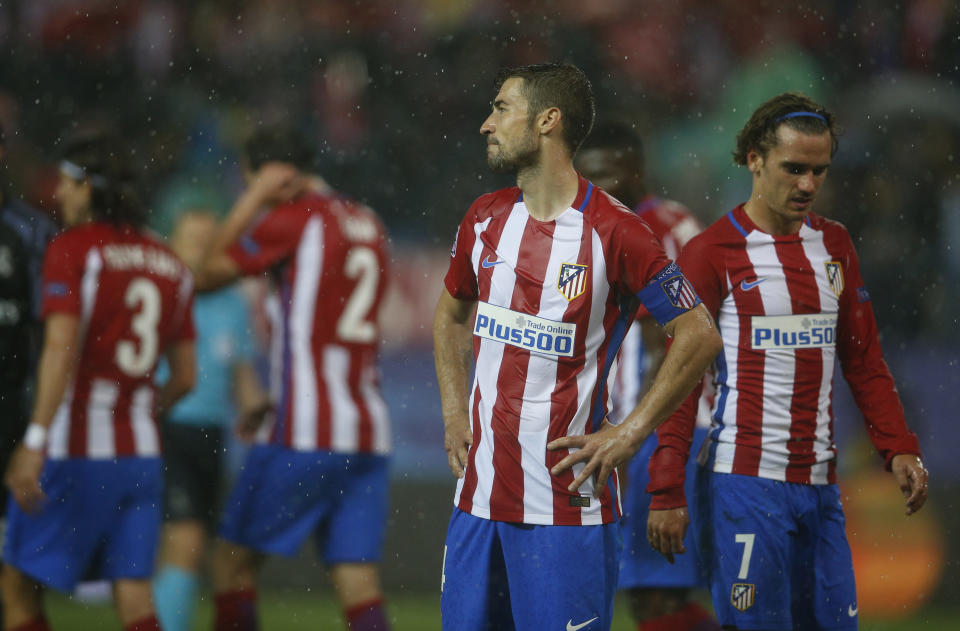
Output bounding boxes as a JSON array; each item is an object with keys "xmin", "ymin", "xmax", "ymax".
[{"xmin": 661, "ymin": 275, "xmax": 697, "ymax": 310}]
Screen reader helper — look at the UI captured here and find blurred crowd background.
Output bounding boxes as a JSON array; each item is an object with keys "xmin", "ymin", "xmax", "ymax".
[{"xmin": 1, "ymin": 0, "xmax": 958, "ymax": 619}]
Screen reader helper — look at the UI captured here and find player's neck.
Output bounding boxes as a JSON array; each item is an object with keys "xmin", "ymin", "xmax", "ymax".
[
  {"xmin": 743, "ymin": 197, "xmax": 803, "ymax": 236},
  {"xmin": 516, "ymin": 158, "xmax": 579, "ymax": 223}
]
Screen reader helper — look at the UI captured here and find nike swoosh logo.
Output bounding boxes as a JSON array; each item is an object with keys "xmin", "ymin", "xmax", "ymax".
[
  {"xmin": 566, "ymin": 617, "xmax": 598, "ymax": 631},
  {"xmin": 481, "ymin": 255, "xmax": 504, "ymax": 268},
  {"xmin": 848, "ymin": 604, "xmax": 858, "ymax": 617},
  {"xmin": 740, "ymin": 277, "xmax": 766, "ymax": 291}
]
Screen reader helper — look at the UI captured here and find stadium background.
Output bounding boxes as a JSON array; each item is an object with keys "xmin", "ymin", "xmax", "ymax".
[{"xmin": 1, "ymin": 0, "xmax": 957, "ymax": 628}]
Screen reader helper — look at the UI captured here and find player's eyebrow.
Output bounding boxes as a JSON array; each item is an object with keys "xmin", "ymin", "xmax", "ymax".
[
  {"xmin": 492, "ymin": 99, "xmax": 507, "ymax": 110},
  {"xmin": 781, "ymin": 160, "xmax": 831, "ymax": 171}
]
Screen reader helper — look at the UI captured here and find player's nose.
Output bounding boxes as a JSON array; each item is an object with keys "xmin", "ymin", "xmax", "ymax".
[
  {"xmin": 480, "ymin": 114, "xmax": 495, "ymax": 135},
  {"xmin": 797, "ymin": 172, "xmax": 816, "ymax": 192}
]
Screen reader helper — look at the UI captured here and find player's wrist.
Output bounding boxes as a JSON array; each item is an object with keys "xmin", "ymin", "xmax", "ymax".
[{"xmin": 22, "ymin": 423, "xmax": 48, "ymax": 451}]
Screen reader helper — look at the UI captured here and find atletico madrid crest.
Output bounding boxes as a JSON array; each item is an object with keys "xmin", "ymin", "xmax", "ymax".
[
  {"xmin": 825, "ymin": 261, "xmax": 844, "ymax": 297},
  {"xmin": 731, "ymin": 583, "xmax": 755, "ymax": 612},
  {"xmin": 661, "ymin": 275, "xmax": 697, "ymax": 310},
  {"xmin": 557, "ymin": 263, "xmax": 588, "ymax": 301}
]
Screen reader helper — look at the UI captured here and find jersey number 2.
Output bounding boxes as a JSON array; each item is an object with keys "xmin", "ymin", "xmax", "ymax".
[
  {"xmin": 116, "ymin": 277, "xmax": 161, "ymax": 376},
  {"xmin": 336, "ymin": 246, "xmax": 379, "ymax": 343}
]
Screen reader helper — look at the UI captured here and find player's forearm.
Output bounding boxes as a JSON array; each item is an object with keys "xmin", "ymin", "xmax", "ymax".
[
  {"xmin": 208, "ymin": 189, "xmax": 265, "ymax": 261},
  {"xmin": 617, "ymin": 307, "xmax": 720, "ymax": 452},
  {"xmin": 433, "ymin": 314, "xmax": 473, "ymax": 427},
  {"xmin": 234, "ymin": 360, "xmax": 269, "ymax": 414},
  {"xmin": 157, "ymin": 343, "xmax": 196, "ymax": 418}
]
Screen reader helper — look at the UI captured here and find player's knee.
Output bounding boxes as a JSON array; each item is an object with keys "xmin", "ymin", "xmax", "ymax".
[
  {"xmin": 112, "ymin": 579, "xmax": 154, "ymax": 626},
  {"xmin": 628, "ymin": 587, "xmax": 689, "ymax": 621},
  {"xmin": 0, "ymin": 565, "xmax": 43, "ymax": 616},
  {"xmin": 160, "ymin": 521, "xmax": 208, "ymax": 570},
  {"xmin": 212, "ymin": 539, "xmax": 260, "ymax": 590},
  {"xmin": 330, "ymin": 563, "xmax": 383, "ymax": 609}
]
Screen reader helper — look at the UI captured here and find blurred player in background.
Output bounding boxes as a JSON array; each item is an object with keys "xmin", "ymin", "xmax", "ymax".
[
  {"xmin": 2, "ymin": 131, "xmax": 196, "ymax": 631},
  {"xmin": 196, "ymin": 125, "xmax": 393, "ymax": 631},
  {"xmin": 434, "ymin": 63, "xmax": 721, "ymax": 631},
  {"xmin": 0, "ymin": 122, "xmax": 58, "ymax": 624},
  {"xmin": 647, "ymin": 93, "xmax": 930, "ymax": 631},
  {"xmin": 152, "ymin": 209, "xmax": 268, "ymax": 631},
  {"xmin": 576, "ymin": 121, "xmax": 719, "ymax": 631}
]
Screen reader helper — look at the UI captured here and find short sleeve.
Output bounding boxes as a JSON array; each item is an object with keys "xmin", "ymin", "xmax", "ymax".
[
  {"xmin": 170, "ymin": 278, "xmax": 197, "ymax": 344},
  {"xmin": 635, "ymin": 262, "xmax": 702, "ymax": 326},
  {"xmin": 41, "ymin": 235, "xmax": 82, "ymax": 318},
  {"xmin": 443, "ymin": 211, "xmax": 480, "ymax": 301},
  {"xmin": 609, "ymin": 214, "xmax": 701, "ymax": 325},
  {"xmin": 226, "ymin": 206, "xmax": 306, "ymax": 275},
  {"xmin": 676, "ymin": 232, "xmax": 726, "ymax": 318}
]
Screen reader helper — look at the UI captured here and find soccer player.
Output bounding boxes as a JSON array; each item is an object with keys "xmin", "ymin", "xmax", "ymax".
[
  {"xmin": 195, "ymin": 126, "xmax": 393, "ymax": 631},
  {"xmin": 646, "ymin": 93, "xmax": 930, "ymax": 631},
  {"xmin": 0, "ymin": 121, "xmax": 59, "ymax": 622},
  {"xmin": 2, "ymin": 131, "xmax": 196, "ymax": 631},
  {"xmin": 152, "ymin": 209, "xmax": 268, "ymax": 631},
  {"xmin": 434, "ymin": 63, "xmax": 722, "ymax": 631},
  {"xmin": 576, "ymin": 121, "xmax": 719, "ymax": 631}
]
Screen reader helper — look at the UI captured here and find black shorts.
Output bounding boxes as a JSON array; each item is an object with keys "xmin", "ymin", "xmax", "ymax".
[
  {"xmin": 0, "ymin": 386, "xmax": 27, "ymax": 521},
  {"xmin": 161, "ymin": 423, "xmax": 224, "ymax": 527}
]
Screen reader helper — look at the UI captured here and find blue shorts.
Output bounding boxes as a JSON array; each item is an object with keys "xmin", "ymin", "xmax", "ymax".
[
  {"xmin": 219, "ymin": 444, "xmax": 389, "ymax": 564},
  {"xmin": 440, "ymin": 508, "xmax": 620, "ymax": 631},
  {"xmin": 619, "ymin": 426, "xmax": 709, "ymax": 590},
  {"xmin": 698, "ymin": 472, "xmax": 858, "ymax": 631},
  {"xmin": 3, "ymin": 457, "xmax": 162, "ymax": 593}
]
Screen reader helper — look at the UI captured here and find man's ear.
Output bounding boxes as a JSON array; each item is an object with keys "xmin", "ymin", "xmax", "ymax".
[
  {"xmin": 537, "ymin": 107, "xmax": 562, "ymax": 136},
  {"xmin": 746, "ymin": 149, "xmax": 764, "ymax": 175}
]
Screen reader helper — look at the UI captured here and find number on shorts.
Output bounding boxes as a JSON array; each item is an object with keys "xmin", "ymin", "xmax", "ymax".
[
  {"xmin": 115, "ymin": 277, "xmax": 161, "ymax": 376},
  {"xmin": 735, "ymin": 533, "xmax": 755, "ymax": 580},
  {"xmin": 336, "ymin": 246, "xmax": 379, "ymax": 343},
  {"xmin": 440, "ymin": 545, "xmax": 448, "ymax": 593}
]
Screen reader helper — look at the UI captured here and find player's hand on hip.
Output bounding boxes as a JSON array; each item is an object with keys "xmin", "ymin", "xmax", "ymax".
[
  {"xmin": 444, "ymin": 416, "xmax": 473, "ymax": 479},
  {"xmin": 547, "ymin": 420, "xmax": 630, "ymax": 497},
  {"xmin": 236, "ymin": 402, "xmax": 273, "ymax": 443},
  {"xmin": 647, "ymin": 507, "xmax": 689, "ymax": 564},
  {"xmin": 5, "ymin": 445, "xmax": 47, "ymax": 514},
  {"xmin": 891, "ymin": 454, "xmax": 929, "ymax": 515}
]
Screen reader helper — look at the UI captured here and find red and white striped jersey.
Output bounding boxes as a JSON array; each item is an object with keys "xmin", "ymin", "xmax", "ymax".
[
  {"xmin": 227, "ymin": 192, "xmax": 391, "ymax": 454},
  {"xmin": 609, "ymin": 196, "xmax": 702, "ymax": 424},
  {"xmin": 42, "ymin": 223, "xmax": 195, "ymax": 460},
  {"xmin": 444, "ymin": 177, "xmax": 701, "ymax": 526},
  {"xmin": 648, "ymin": 205, "xmax": 922, "ymax": 509}
]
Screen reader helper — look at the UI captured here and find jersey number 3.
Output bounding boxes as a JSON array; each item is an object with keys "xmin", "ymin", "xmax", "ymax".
[{"xmin": 116, "ymin": 277, "xmax": 161, "ymax": 376}]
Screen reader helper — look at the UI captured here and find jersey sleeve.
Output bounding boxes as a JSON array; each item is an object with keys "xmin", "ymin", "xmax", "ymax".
[
  {"xmin": 226, "ymin": 205, "xmax": 307, "ymax": 275},
  {"xmin": 443, "ymin": 205, "xmax": 480, "ymax": 301},
  {"xmin": 647, "ymin": 377, "xmax": 703, "ymax": 509},
  {"xmin": 609, "ymin": 213, "xmax": 702, "ymax": 326},
  {"xmin": 836, "ymin": 233, "xmax": 922, "ymax": 468},
  {"xmin": 646, "ymin": 232, "xmax": 725, "ymax": 509},
  {"xmin": 41, "ymin": 234, "xmax": 83, "ymax": 318},
  {"xmin": 169, "ymin": 274, "xmax": 197, "ymax": 344}
]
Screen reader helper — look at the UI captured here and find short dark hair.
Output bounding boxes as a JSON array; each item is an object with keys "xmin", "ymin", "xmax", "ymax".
[
  {"xmin": 578, "ymin": 119, "xmax": 644, "ymax": 170},
  {"xmin": 244, "ymin": 124, "xmax": 315, "ymax": 172},
  {"xmin": 733, "ymin": 92, "xmax": 840, "ymax": 165},
  {"xmin": 494, "ymin": 63, "xmax": 595, "ymax": 155},
  {"xmin": 61, "ymin": 130, "xmax": 146, "ymax": 228}
]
